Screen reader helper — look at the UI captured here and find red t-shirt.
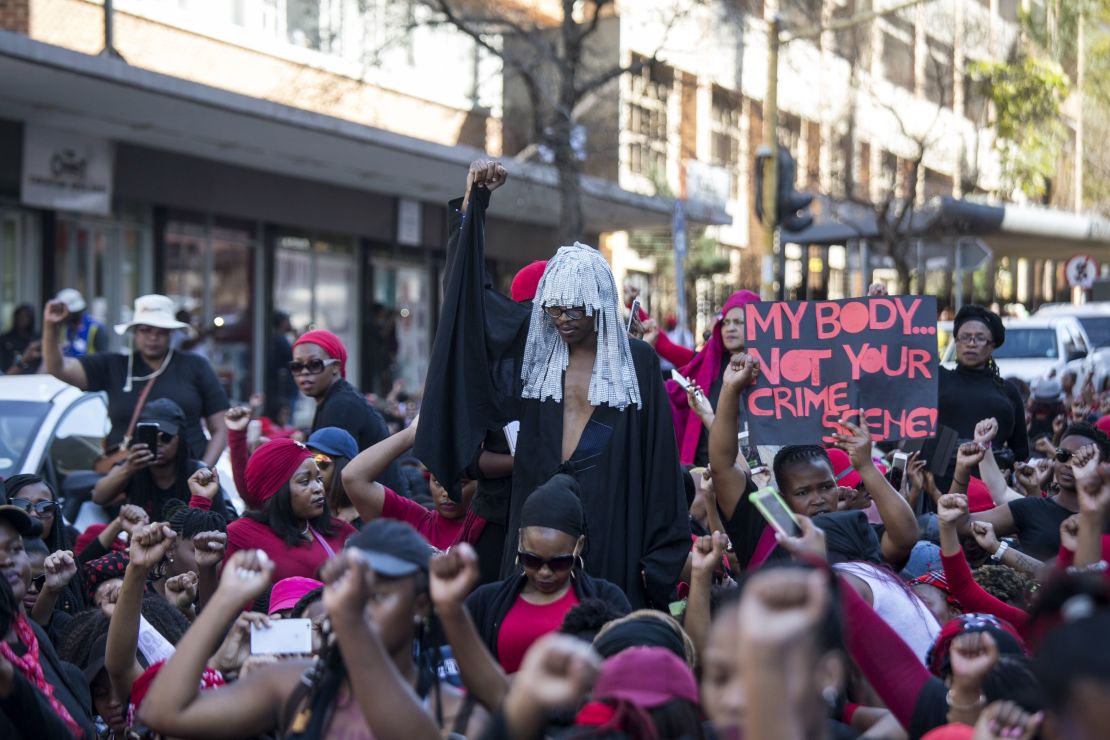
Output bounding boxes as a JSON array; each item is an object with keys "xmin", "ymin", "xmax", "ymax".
[
  {"xmin": 496, "ymin": 587, "xmax": 580, "ymax": 674},
  {"xmin": 380, "ymin": 488, "xmax": 465, "ymax": 551},
  {"xmin": 225, "ymin": 516, "xmax": 357, "ymax": 583}
]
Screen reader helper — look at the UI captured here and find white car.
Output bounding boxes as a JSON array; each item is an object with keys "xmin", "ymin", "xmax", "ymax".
[
  {"xmin": 941, "ymin": 316, "xmax": 1093, "ymax": 386},
  {"xmin": 1034, "ymin": 302, "xmax": 1110, "ymax": 390},
  {"xmin": 0, "ymin": 374, "xmax": 242, "ymax": 526}
]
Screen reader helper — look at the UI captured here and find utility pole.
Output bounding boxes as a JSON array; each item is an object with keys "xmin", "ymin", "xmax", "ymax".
[
  {"xmin": 761, "ymin": 0, "xmax": 937, "ymax": 300},
  {"xmin": 1075, "ymin": 10, "xmax": 1085, "ymax": 214}
]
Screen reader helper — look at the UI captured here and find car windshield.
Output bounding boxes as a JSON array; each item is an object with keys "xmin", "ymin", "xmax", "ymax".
[
  {"xmin": 1077, "ymin": 317, "xmax": 1110, "ymax": 348},
  {"xmin": 0, "ymin": 400, "xmax": 51, "ymax": 479},
  {"xmin": 993, "ymin": 328, "xmax": 1057, "ymax": 359}
]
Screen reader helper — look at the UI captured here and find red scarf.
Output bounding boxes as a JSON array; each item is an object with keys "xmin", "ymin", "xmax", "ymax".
[
  {"xmin": 665, "ymin": 291, "xmax": 760, "ymax": 465},
  {"xmin": 0, "ymin": 612, "xmax": 82, "ymax": 738}
]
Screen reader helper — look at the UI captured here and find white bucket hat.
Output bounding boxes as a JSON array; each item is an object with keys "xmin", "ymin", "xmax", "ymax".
[
  {"xmin": 114, "ymin": 294, "xmax": 190, "ymax": 335},
  {"xmin": 55, "ymin": 288, "xmax": 87, "ymax": 313}
]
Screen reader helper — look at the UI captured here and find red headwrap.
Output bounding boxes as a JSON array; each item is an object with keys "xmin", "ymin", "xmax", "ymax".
[
  {"xmin": 293, "ymin": 329, "xmax": 348, "ymax": 378},
  {"xmin": 510, "ymin": 260, "xmax": 548, "ymax": 302},
  {"xmin": 244, "ymin": 439, "xmax": 314, "ymax": 505},
  {"xmin": 666, "ymin": 290, "xmax": 761, "ymax": 465}
]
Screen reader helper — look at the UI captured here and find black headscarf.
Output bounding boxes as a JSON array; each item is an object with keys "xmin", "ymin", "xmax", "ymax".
[
  {"xmin": 954, "ymin": 305, "xmax": 1005, "ymax": 348},
  {"xmin": 593, "ymin": 615, "xmax": 687, "ymax": 662},
  {"xmin": 520, "ymin": 473, "xmax": 585, "ymax": 537}
]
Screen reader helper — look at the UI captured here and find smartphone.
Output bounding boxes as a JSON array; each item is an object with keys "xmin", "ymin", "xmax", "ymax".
[
  {"xmin": 134, "ymin": 422, "xmax": 159, "ymax": 451},
  {"xmin": 670, "ymin": 369, "xmax": 692, "ymax": 391},
  {"xmin": 503, "ymin": 420, "xmax": 520, "ymax": 457},
  {"xmin": 250, "ymin": 618, "xmax": 313, "ymax": 655},
  {"xmin": 750, "ymin": 486, "xmax": 802, "ymax": 539},
  {"xmin": 889, "ymin": 451, "xmax": 909, "ymax": 490},
  {"xmin": 627, "ymin": 299, "xmax": 641, "ymax": 332}
]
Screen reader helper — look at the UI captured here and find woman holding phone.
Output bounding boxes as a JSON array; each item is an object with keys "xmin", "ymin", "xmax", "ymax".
[
  {"xmin": 92, "ymin": 398, "xmax": 234, "ymax": 523},
  {"xmin": 464, "ymin": 473, "xmax": 630, "ymax": 674}
]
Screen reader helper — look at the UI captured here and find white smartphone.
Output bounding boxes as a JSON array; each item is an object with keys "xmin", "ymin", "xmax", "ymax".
[
  {"xmin": 250, "ymin": 618, "xmax": 313, "ymax": 655},
  {"xmin": 890, "ymin": 451, "xmax": 909, "ymax": 490},
  {"xmin": 503, "ymin": 420, "xmax": 520, "ymax": 457},
  {"xmin": 670, "ymin": 369, "xmax": 692, "ymax": 390},
  {"xmin": 750, "ymin": 486, "xmax": 802, "ymax": 539},
  {"xmin": 627, "ymin": 299, "xmax": 641, "ymax": 332}
]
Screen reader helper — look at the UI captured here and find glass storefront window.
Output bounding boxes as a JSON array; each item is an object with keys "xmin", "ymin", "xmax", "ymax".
[{"xmin": 371, "ymin": 262, "xmax": 430, "ymax": 396}]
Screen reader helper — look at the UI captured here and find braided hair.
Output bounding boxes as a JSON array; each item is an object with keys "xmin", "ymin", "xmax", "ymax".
[
  {"xmin": 286, "ymin": 573, "xmax": 444, "ymax": 739},
  {"xmin": 168, "ymin": 507, "xmax": 228, "ymax": 539},
  {"xmin": 772, "ymin": 445, "xmax": 833, "ymax": 490}
]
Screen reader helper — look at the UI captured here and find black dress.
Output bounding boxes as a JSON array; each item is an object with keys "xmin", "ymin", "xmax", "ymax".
[
  {"xmin": 415, "ymin": 190, "xmax": 690, "ymax": 609},
  {"xmin": 937, "ymin": 365, "xmax": 1029, "ymax": 464}
]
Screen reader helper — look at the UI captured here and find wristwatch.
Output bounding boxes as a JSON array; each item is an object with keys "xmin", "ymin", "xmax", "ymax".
[{"xmin": 990, "ymin": 540, "xmax": 1010, "ymax": 562}]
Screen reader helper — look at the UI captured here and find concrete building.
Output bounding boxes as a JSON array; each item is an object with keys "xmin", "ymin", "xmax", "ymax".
[{"xmin": 0, "ymin": 0, "xmax": 692, "ymax": 401}]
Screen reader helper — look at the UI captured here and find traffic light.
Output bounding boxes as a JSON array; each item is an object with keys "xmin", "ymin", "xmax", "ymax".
[{"xmin": 754, "ymin": 145, "xmax": 814, "ymax": 232}]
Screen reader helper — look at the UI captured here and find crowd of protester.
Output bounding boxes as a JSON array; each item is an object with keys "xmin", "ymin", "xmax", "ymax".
[{"xmin": 0, "ymin": 160, "xmax": 1109, "ymax": 740}]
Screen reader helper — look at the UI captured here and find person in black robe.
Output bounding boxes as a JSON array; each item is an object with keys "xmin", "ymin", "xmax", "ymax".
[{"xmin": 415, "ymin": 161, "xmax": 690, "ymax": 609}]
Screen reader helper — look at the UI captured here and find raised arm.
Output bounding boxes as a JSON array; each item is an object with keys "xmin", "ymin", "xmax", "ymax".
[
  {"xmin": 429, "ymin": 544, "xmax": 510, "ymax": 712},
  {"xmin": 973, "ymin": 418, "xmax": 1023, "ymax": 505},
  {"xmin": 322, "ymin": 553, "xmax": 442, "ymax": 740},
  {"xmin": 138, "ymin": 550, "xmax": 291, "ymax": 738},
  {"xmin": 708, "ymin": 353, "xmax": 760, "ymax": 520},
  {"xmin": 832, "ymin": 414, "xmax": 918, "ymax": 564},
  {"xmin": 684, "ymin": 532, "xmax": 727, "ymax": 659},
  {"xmin": 342, "ymin": 422, "xmax": 417, "ymax": 523},
  {"xmin": 40, "ymin": 300, "xmax": 88, "ymax": 389},
  {"xmin": 109, "ymin": 523, "xmax": 178, "ymax": 702},
  {"xmin": 224, "ymin": 407, "xmax": 252, "ymax": 499}
]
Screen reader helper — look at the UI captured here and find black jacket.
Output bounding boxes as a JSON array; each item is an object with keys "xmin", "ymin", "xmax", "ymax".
[
  {"xmin": 465, "ymin": 571, "xmax": 631, "ymax": 660},
  {"xmin": 312, "ymin": 378, "xmax": 407, "ymax": 496},
  {"xmin": 0, "ymin": 621, "xmax": 95, "ymax": 739}
]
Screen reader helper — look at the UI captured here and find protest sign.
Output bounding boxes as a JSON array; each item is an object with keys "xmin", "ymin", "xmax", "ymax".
[{"xmin": 743, "ymin": 296, "xmax": 938, "ymax": 444}]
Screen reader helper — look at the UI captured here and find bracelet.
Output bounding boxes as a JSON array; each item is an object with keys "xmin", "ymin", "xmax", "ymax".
[
  {"xmin": 946, "ymin": 689, "xmax": 986, "ymax": 712},
  {"xmin": 1066, "ymin": 560, "xmax": 1109, "ymax": 576},
  {"xmin": 990, "ymin": 541, "xmax": 1010, "ymax": 562}
]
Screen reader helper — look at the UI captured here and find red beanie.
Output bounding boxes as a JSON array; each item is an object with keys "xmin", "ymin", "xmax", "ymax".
[
  {"xmin": 511, "ymin": 260, "xmax": 548, "ymax": 303},
  {"xmin": 244, "ymin": 439, "xmax": 313, "ymax": 507},
  {"xmin": 293, "ymin": 329, "xmax": 348, "ymax": 378}
]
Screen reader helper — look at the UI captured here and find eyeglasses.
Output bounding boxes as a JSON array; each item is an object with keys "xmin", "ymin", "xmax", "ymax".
[
  {"xmin": 517, "ymin": 550, "xmax": 576, "ymax": 573},
  {"xmin": 544, "ymin": 306, "xmax": 588, "ymax": 321},
  {"xmin": 288, "ymin": 358, "xmax": 340, "ymax": 375},
  {"xmin": 313, "ymin": 453, "xmax": 333, "ymax": 470},
  {"xmin": 10, "ymin": 499, "xmax": 59, "ymax": 516},
  {"xmin": 955, "ymin": 334, "xmax": 993, "ymax": 347},
  {"xmin": 1054, "ymin": 448, "xmax": 1075, "ymax": 464},
  {"xmin": 30, "ymin": 574, "xmax": 46, "ymax": 592}
]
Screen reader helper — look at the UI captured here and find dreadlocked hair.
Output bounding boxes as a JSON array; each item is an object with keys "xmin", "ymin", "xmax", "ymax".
[
  {"xmin": 290, "ymin": 587, "xmax": 324, "ymax": 619},
  {"xmin": 168, "ymin": 507, "xmax": 228, "ymax": 538},
  {"xmin": 772, "ymin": 445, "xmax": 833, "ymax": 491},
  {"xmin": 286, "ymin": 572, "xmax": 444, "ymax": 739},
  {"xmin": 1062, "ymin": 423, "xmax": 1110, "ymax": 461}
]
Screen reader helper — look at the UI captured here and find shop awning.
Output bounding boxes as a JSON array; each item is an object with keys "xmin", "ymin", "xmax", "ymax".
[
  {"xmin": 783, "ymin": 195, "xmax": 1110, "ymax": 262},
  {"xmin": 0, "ymin": 31, "xmax": 729, "ymax": 233}
]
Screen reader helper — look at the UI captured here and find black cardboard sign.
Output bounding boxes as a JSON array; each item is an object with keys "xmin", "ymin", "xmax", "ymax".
[{"xmin": 743, "ymin": 296, "xmax": 939, "ymax": 444}]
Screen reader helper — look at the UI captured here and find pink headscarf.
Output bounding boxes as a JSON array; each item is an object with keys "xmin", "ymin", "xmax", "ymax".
[{"xmin": 666, "ymin": 290, "xmax": 760, "ymax": 465}]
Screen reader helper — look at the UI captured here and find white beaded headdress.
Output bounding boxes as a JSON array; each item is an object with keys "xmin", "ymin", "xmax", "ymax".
[{"xmin": 521, "ymin": 242, "xmax": 642, "ymax": 410}]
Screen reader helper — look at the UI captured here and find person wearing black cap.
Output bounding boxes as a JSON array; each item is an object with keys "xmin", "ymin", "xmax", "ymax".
[
  {"xmin": 938, "ymin": 305, "xmax": 1029, "ymax": 479},
  {"xmin": 0, "ymin": 495, "xmax": 95, "ymax": 738},
  {"xmin": 92, "ymin": 398, "xmax": 234, "ymax": 522},
  {"xmin": 137, "ymin": 520, "xmax": 486, "ymax": 738},
  {"xmin": 463, "ymin": 474, "xmax": 631, "ymax": 674}
]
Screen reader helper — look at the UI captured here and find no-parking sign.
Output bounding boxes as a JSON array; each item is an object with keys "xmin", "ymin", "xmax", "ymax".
[{"xmin": 1066, "ymin": 254, "xmax": 1098, "ymax": 289}]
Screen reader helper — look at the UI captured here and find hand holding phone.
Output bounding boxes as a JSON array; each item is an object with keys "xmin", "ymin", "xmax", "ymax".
[
  {"xmin": 627, "ymin": 299, "xmax": 641, "ymax": 332},
  {"xmin": 750, "ymin": 487, "xmax": 802, "ymax": 539},
  {"xmin": 134, "ymin": 422, "xmax": 160, "ymax": 452},
  {"xmin": 889, "ymin": 451, "xmax": 909, "ymax": 491},
  {"xmin": 250, "ymin": 618, "xmax": 312, "ymax": 655}
]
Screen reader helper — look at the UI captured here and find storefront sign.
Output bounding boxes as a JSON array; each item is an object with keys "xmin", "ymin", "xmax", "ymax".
[
  {"xmin": 743, "ymin": 296, "xmax": 939, "ymax": 444},
  {"xmin": 21, "ymin": 126, "xmax": 114, "ymax": 215}
]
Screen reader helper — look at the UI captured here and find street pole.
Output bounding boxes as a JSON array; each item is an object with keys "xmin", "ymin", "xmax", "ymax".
[{"xmin": 763, "ymin": 15, "xmax": 781, "ymax": 300}]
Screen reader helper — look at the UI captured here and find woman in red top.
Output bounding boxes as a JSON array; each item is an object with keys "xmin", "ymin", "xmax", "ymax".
[
  {"xmin": 463, "ymin": 474, "xmax": 631, "ymax": 674},
  {"xmin": 219, "ymin": 439, "xmax": 356, "ymax": 583}
]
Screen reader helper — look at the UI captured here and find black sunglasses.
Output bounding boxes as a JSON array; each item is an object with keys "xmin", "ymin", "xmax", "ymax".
[
  {"xmin": 30, "ymin": 574, "xmax": 46, "ymax": 591},
  {"xmin": 1055, "ymin": 448, "xmax": 1075, "ymax": 464},
  {"xmin": 288, "ymin": 358, "xmax": 340, "ymax": 375},
  {"xmin": 544, "ymin": 306, "xmax": 588, "ymax": 321},
  {"xmin": 517, "ymin": 550, "xmax": 576, "ymax": 573},
  {"xmin": 10, "ymin": 498, "xmax": 60, "ymax": 516}
]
